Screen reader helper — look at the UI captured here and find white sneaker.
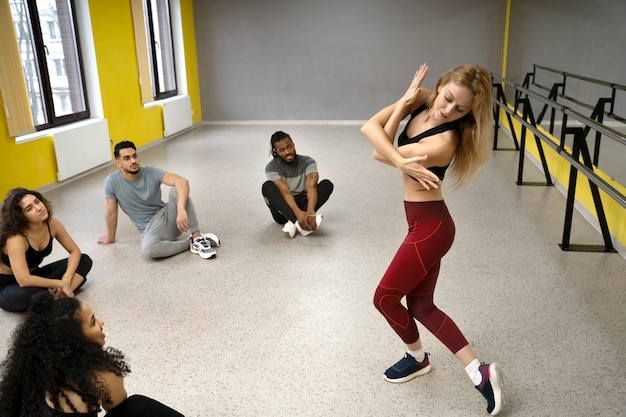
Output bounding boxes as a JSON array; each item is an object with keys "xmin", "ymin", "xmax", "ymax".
[
  {"xmin": 295, "ymin": 214, "xmax": 323, "ymax": 236},
  {"xmin": 315, "ymin": 214, "xmax": 323, "ymax": 228},
  {"xmin": 201, "ymin": 232, "xmax": 220, "ymax": 247},
  {"xmin": 189, "ymin": 235, "xmax": 216, "ymax": 259},
  {"xmin": 295, "ymin": 221, "xmax": 312, "ymax": 236},
  {"xmin": 282, "ymin": 221, "xmax": 296, "ymax": 238}
]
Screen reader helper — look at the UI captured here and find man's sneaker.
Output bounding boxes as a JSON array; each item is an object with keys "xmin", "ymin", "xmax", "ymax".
[
  {"xmin": 189, "ymin": 235, "xmax": 216, "ymax": 259},
  {"xmin": 295, "ymin": 214, "xmax": 323, "ymax": 236},
  {"xmin": 315, "ymin": 213, "xmax": 323, "ymax": 228},
  {"xmin": 295, "ymin": 221, "xmax": 312, "ymax": 236},
  {"xmin": 475, "ymin": 363, "xmax": 505, "ymax": 415},
  {"xmin": 282, "ymin": 221, "xmax": 296, "ymax": 238},
  {"xmin": 201, "ymin": 232, "xmax": 220, "ymax": 247},
  {"xmin": 383, "ymin": 352, "xmax": 431, "ymax": 383}
]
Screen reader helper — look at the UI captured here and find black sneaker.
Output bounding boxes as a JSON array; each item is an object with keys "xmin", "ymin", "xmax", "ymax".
[
  {"xmin": 475, "ymin": 363, "xmax": 505, "ymax": 415},
  {"xmin": 383, "ymin": 352, "xmax": 431, "ymax": 383}
]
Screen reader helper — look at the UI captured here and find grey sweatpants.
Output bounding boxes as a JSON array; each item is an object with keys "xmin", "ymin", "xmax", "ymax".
[{"xmin": 140, "ymin": 188, "xmax": 200, "ymax": 258}]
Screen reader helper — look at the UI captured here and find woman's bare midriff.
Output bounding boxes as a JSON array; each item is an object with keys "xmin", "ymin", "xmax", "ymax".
[{"xmin": 402, "ymin": 174, "xmax": 445, "ymax": 202}]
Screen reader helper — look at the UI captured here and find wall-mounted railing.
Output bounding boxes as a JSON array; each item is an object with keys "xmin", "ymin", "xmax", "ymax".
[
  {"xmin": 491, "ymin": 73, "xmax": 626, "ymax": 253},
  {"xmin": 522, "ymin": 64, "xmax": 626, "ymax": 167}
]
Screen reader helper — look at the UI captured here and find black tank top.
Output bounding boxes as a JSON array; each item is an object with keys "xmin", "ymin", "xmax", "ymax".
[
  {"xmin": 1, "ymin": 222, "xmax": 53, "ymax": 269},
  {"xmin": 398, "ymin": 104, "xmax": 457, "ymax": 181},
  {"xmin": 41, "ymin": 398, "xmax": 97, "ymax": 417}
]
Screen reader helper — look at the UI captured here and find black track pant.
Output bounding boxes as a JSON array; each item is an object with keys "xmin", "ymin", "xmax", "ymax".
[{"xmin": 261, "ymin": 179, "xmax": 334, "ymax": 224}]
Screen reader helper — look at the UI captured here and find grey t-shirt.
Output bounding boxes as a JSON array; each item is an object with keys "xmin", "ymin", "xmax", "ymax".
[
  {"xmin": 104, "ymin": 166, "xmax": 166, "ymax": 231},
  {"xmin": 265, "ymin": 155, "xmax": 317, "ymax": 195}
]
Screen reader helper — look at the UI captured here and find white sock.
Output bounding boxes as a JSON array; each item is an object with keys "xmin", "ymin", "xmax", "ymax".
[
  {"xmin": 407, "ymin": 348, "xmax": 425, "ymax": 362},
  {"xmin": 465, "ymin": 359, "xmax": 482, "ymax": 385}
]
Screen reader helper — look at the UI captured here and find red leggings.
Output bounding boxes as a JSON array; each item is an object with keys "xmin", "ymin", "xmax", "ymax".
[{"xmin": 374, "ymin": 200, "xmax": 468, "ymax": 354}]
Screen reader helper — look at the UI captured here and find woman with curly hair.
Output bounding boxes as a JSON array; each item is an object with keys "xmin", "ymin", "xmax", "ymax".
[
  {"xmin": 0, "ymin": 292, "xmax": 184, "ymax": 416},
  {"xmin": 0, "ymin": 187, "xmax": 92, "ymax": 312},
  {"xmin": 361, "ymin": 64, "xmax": 505, "ymax": 415}
]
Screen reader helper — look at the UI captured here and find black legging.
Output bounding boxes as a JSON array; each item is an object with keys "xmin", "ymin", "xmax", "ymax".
[
  {"xmin": 0, "ymin": 253, "xmax": 92, "ymax": 312},
  {"xmin": 261, "ymin": 179, "xmax": 334, "ymax": 224},
  {"xmin": 106, "ymin": 395, "xmax": 184, "ymax": 417}
]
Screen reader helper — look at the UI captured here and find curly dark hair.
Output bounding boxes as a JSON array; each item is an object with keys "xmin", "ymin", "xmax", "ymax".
[
  {"xmin": 0, "ymin": 188, "xmax": 53, "ymax": 250},
  {"xmin": 0, "ymin": 293, "xmax": 130, "ymax": 416},
  {"xmin": 270, "ymin": 131, "xmax": 291, "ymax": 157}
]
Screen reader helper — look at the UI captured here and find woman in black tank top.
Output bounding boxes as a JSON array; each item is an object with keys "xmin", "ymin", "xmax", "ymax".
[
  {"xmin": 0, "ymin": 188, "xmax": 92, "ymax": 312},
  {"xmin": 362, "ymin": 64, "xmax": 505, "ymax": 415}
]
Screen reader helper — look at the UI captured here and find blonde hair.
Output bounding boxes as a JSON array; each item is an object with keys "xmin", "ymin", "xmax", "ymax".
[{"xmin": 427, "ymin": 64, "xmax": 493, "ymax": 187}]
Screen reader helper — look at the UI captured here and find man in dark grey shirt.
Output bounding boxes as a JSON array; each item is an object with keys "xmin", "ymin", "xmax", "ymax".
[{"xmin": 262, "ymin": 131, "xmax": 334, "ymax": 238}]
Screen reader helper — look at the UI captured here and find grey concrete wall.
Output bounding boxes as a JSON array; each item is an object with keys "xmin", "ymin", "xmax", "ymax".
[
  {"xmin": 193, "ymin": 0, "xmax": 506, "ymax": 121},
  {"xmin": 507, "ymin": 0, "xmax": 626, "ymax": 110},
  {"xmin": 506, "ymin": 0, "xmax": 626, "ymax": 183}
]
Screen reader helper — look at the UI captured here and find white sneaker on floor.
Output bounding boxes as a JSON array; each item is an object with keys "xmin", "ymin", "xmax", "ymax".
[
  {"xmin": 201, "ymin": 232, "xmax": 220, "ymax": 247},
  {"xmin": 315, "ymin": 214, "xmax": 323, "ymax": 228},
  {"xmin": 189, "ymin": 235, "xmax": 216, "ymax": 259},
  {"xmin": 295, "ymin": 214, "xmax": 323, "ymax": 236},
  {"xmin": 295, "ymin": 221, "xmax": 312, "ymax": 236},
  {"xmin": 282, "ymin": 221, "xmax": 296, "ymax": 238}
]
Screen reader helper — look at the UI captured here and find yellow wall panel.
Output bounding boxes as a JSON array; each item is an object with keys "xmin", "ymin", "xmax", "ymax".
[
  {"xmin": 0, "ymin": 0, "xmax": 201, "ymax": 198},
  {"xmin": 89, "ymin": 0, "xmax": 163, "ymax": 149},
  {"xmin": 0, "ymin": 95, "xmax": 58, "ymax": 194},
  {"xmin": 181, "ymin": 0, "xmax": 202, "ymax": 124}
]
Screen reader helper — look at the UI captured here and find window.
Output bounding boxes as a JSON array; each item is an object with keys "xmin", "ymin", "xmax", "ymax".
[
  {"xmin": 58, "ymin": 94, "xmax": 69, "ymax": 113},
  {"xmin": 46, "ymin": 20, "xmax": 58, "ymax": 39},
  {"xmin": 9, "ymin": 0, "xmax": 89, "ymax": 130},
  {"xmin": 53, "ymin": 59, "xmax": 64, "ymax": 76},
  {"xmin": 144, "ymin": 0, "xmax": 177, "ymax": 99}
]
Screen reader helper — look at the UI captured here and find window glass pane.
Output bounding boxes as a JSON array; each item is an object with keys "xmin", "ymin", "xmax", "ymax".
[
  {"xmin": 10, "ymin": 0, "xmax": 47, "ymax": 125},
  {"xmin": 36, "ymin": 0, "xmax": 86, "ymax": 117},
  {"xmin": 153, "ymin": 0, "xmax": 175, "ymax": 92},
  {"xmin": 146, "ymin": 0, "xmax": 176, "ymax": 97},
  {"xmin": 9, "ymin": 0, "xmax": 88, "ymax": 129}
]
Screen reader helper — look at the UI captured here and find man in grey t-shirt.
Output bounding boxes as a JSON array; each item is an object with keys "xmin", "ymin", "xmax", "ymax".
[
  {"xmin": 261, "ymin": 131, "xmax": 334, "ymax": 238},
  {"xmin": 98, "ymin": 141, "xmax": 219, "ymax": 259}
]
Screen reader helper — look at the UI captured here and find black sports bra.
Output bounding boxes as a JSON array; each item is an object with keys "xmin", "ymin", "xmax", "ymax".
[
  {"xmin": 1, "ymin": 222, "xmax": 53, "ymax": 270},
  {"xmin": 398, "ymin": 104, "xmax": 457, "ymax": 181}
]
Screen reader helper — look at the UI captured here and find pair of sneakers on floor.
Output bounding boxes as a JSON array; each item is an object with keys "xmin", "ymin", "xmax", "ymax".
[
  {"xmin": 282, "ymin": 214, "xmax": 323, "ymax": 238},
  {"xmin": 384, "ymin": 352, "xmax": 505, "ymax": 416},
  {"xmin": 189, "ymin": 233, "xmax": 220, "ymax": 259}
]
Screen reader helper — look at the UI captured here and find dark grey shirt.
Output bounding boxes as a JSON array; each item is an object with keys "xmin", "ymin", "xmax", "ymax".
[{"xmin": 265, "ymin": 155, "xmax": 317, "ymax": 196}]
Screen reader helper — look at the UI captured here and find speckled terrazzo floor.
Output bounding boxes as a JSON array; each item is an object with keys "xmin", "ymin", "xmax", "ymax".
[{"xmin": 1, "ymin": 124, "xmax": 624, "ymax": 417}]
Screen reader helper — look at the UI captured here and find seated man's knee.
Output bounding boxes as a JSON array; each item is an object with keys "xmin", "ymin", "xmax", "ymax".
[
  {"xmin": 141, "ymin": 239, "xmax": 160, "ymax": 259},
  {"xmin": 261, "ymin": 181, "xmax": 277, "ymax": 196},
  {"xmin": 317, "ymin": 179, "xmax": 334, "ymax": 204},
  {"xmin": 167, "ymin": 186, "xmax": 180, "ymax": 204}
]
